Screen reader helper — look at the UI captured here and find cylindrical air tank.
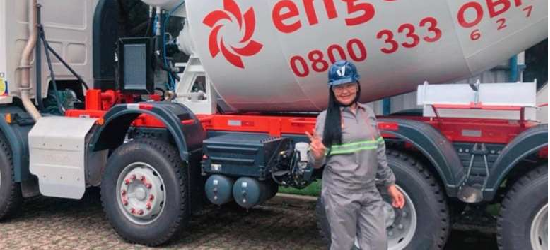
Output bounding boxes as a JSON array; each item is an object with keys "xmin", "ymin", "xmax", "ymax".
[
  {"xmin": 181, "ymin": 0, "xmax": 547, "ymax": 112},
  {"xmin": 205, "ymin": 175, "xmax": 235, "ymax": 206},
  {"xmin": 233, "ymin": 177, "xmax": 278, "ymax": 209}
]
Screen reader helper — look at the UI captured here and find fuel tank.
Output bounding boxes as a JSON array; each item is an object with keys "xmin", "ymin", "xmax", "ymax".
[{"xmin": 184, "ymin": 0, "xmax": 547, "ymax": 112}]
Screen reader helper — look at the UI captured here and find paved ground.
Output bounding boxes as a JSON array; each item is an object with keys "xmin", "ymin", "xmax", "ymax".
[{"xmin": 0, "ymin": 188, "xmax": 497, "ymax": 250}]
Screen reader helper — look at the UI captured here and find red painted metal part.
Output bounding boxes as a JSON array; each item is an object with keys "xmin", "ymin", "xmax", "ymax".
[
  {"xmin": 194, "ymin": 114, "xmax": 535, "ymax": 144},
  {"xmin": 66, "ymin": 109, "xmax": 534, "ymax": 145},
  {"xmin": 193, "ymin": 114, "xmax": 317, "ymax": 137},
  {"xmin": 387, "ymin": 114, "xmax": 537, "ymax": 144},
  {"xmin": 65, "ymin": 89, "xmax": 539, "ymax": 146},
  {"xmin": 432, "ymin": 103, "xmax": 523, "ymax": 111},
  {"xmin": 539, "ymin": 146, "xmax": 548, "ymax": 159},
  {"xmin": 65, "ymin": 89, "xmax": 168, "ymax": 127},
  {"xmin": 425, "ymin": 118, "xmax": 529, "ymax": 144}
]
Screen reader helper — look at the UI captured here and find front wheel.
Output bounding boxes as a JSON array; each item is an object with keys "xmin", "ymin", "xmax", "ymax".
[
  {"xmin": 0, "ymin": 133, "xmax": 22, "ymax": 221},
  {"xmin": 101, "ymin": 139, "xmax": 189, "ymax": 246},
  {"xmin": 316, "ymin": 151, "xmax": 449, "ymax": 250},
  {"xmin": 497, "ymin": 165, "xmax": 547, "ymax": 250}
]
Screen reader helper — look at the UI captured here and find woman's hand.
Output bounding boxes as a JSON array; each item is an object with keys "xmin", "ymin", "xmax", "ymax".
[
  {"xmin": 306, "ymin": 131, "xmax": 326, "ymax": 161},
  {"xmin": 387, "ymin": 184, "xmax": 405, "ymax": 209}
]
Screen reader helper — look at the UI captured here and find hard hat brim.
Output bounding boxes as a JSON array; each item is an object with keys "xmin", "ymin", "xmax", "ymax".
[{"xmin": 329, "ymin": 77, "xmax": 356, "ymax": 87}]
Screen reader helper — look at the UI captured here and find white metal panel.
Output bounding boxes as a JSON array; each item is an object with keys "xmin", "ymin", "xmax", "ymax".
[
  {"xmin": 2, "ymin": 0, "xmax": 95, "ymax": 103},
  {"xmin": 29, "ymin": 116, "xmax": 97, "ymax": 200},
  {"xmin": 371, "ymin": 54, "xmax": 526, "ymax": 116},
  {"xmin": 417, "ymin": 81, "xmax": 537, "ymax": 120},
  {"xmin": 0, "ymin": 0, "xmax": 4, "ymax": 79},
  {"xmin": 418, "ymin": 82, "xmax": 536, "ymax": 106},
  {"xmin": 537, "ymin": 84, "xmax": 548, "ymax": 124},
  {"xmin": 0, "ymin": 0, "xmax": 12, "ymax": 104}
]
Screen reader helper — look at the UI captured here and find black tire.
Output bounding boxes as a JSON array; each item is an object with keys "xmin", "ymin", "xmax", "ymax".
[
  {"xmin": 316, "ymin": 150, "xmax": 449, "ymax": 250},
  {"xmin": 497, "ymin": 165, "xmax": 547, "ymax": 250},
  {"xmin": 101, "ymin": 138, "xmax": 189, "ymax": 246},
  {"xmin": 0, "ymin": 132, "xmax": 22, "ymax": 221}
]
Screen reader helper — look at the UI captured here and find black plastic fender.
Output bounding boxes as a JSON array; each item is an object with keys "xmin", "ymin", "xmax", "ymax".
[
  {"xmin": 90, "ymin": 102, "xmax": 205, "ymax": 161},
  {"xmin": 379, "ymin": 118, "xmax": 465, "ymax": 196},
  {"xmin": 484, "ymin": 124, "xmax": 548, "ymax": 199}
]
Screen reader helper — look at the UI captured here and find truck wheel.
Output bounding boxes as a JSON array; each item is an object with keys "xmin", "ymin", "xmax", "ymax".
[
  {"xmin": 101, "ymin": 138, "xmax": 188, "ymax": 246},
  {"xmin": 316, "ymin": 151, "xmax": 449, "ymax": 250},
  {"xmin": 497, "ymin": 165, "xmax": 547, "ymax": 250},
  {"xmin": 0, "ymin": 133, "xmax": 22, "ymax": 221}
]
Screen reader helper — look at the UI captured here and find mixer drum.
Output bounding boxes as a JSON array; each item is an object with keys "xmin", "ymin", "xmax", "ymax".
[{"xmin": 184, "ymin": 0, "xmax": 547, "ymax": 112}]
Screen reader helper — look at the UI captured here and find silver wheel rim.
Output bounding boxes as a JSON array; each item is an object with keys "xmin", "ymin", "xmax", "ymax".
[
  {"xmin": 352, "ymin": 186, "xmax": 417, "ymax": 250},
  {"xmin": 381, "ymin": 186, "xmax": 417, "ymax": 250},
  {"xmin": 116, "ymin": 162, "xmax": 166, "ymax": 225},
  {"xmin": 530, "ymin": 203, "xmax": 548, "ymax": 250}
]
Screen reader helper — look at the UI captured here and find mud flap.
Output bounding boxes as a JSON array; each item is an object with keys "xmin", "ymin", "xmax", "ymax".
[{"xmin": 28, "ymin": 116, "xmax": 98, "ymax": 199}]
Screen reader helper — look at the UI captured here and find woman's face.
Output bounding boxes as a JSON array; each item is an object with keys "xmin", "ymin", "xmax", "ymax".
[{"xmin": 332, "ymin": 82, "xmax": 358, "ymax": 106}]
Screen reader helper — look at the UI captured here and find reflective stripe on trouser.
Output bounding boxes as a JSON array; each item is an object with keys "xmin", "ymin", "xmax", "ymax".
[{"xmin": 323, "ymin": 187, "xmax": 387, "ymax": 250}]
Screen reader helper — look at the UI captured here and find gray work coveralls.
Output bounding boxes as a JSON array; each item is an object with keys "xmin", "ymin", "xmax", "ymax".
[{"xmin": 310, "ymin": 103, "xmax": 396, "ymax": 250}]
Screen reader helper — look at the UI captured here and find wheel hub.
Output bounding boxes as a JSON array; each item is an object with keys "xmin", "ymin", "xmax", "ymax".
[
  {"xmin": 117, "ymin": 162, "xmax": 166, "ymax": 225},
  {"xmin": 383, "ymin": 202, "xmax": 397, "ymax": 227},
  {"xmin": 531, "ymin": 204, "xmax": 548, "ymax": 250},
  {"xmin": 135, "ymin": 188, "xmax": 147, "ymax": 201},
  {"xmin": 380, "ymin": 186, "xmax": 417, "ymax": 250}
]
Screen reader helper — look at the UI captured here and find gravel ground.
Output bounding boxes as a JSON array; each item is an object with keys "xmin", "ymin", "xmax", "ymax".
[{"xmin": 0, "ymin": 188, "xmax": 497, "ymax": 250}]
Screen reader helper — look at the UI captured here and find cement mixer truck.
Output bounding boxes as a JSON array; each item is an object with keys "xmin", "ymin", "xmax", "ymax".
[{"xmin": 0, "ymin": 0, "xmax": 547, "ymax": 249}]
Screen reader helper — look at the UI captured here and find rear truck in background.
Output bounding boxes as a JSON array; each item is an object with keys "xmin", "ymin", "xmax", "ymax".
[{"xmin": 0, "ymin": 0, "xmax": 547, "ymax": 249}]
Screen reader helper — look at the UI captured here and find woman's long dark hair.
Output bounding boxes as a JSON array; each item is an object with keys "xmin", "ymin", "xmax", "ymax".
[{"xmin": 322, "ymin": 83, "xmax": 361, "ymax": 149}]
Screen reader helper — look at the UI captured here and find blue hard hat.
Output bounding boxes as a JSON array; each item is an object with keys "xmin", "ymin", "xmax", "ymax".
[{"xmin": 327, "ymin": 60, "xmax": 360, "ymax": 87}]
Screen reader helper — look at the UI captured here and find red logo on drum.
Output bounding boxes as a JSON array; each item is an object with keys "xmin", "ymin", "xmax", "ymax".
[{"xmin": 203, "ymin": 0, "xmax": 263, "ymax": 69}]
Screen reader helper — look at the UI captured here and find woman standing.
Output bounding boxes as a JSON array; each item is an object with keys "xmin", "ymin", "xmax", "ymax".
[{"xmin": 307, "ymin": 60, "xmax": 405, "ymax": 250}]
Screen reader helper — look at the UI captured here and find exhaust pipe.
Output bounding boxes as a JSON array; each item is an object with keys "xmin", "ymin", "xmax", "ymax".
[{"xmin": 19, "ymin": 0, "xmax": 41, "ymax": 121}]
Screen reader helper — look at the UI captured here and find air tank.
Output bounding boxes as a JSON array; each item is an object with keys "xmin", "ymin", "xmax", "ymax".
[
  {"xmin": 205, "ymin": 175, "xmax": 235, "ymax": 206},
  {"xmin": 182, "ymin": 0, "xmax": 547, "ymax": 112},
  {"xmin": 233, "ymin": 177, "xmax": 278, "ymax": 209}
]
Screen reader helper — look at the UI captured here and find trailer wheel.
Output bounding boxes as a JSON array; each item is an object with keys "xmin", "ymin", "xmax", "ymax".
[
  {"xmin": 101, "ymin": 138, "xmax": 188, "ymax": 246},
  {"xmin": 0, "ymin": 133, "xmax": 22, "ymax": 221},
  {"xmin": 497, "ymin": 165, "xmax": 547, "ymax": 250},
  {"xmin": 316, "ymin": 151, "xmax": 449, "ymax": 250}
]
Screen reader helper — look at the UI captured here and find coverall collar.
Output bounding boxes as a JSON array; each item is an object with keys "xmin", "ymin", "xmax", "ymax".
[{"xmin": 339, "ymin": 103, "xmax": 367, "ymax": 113}]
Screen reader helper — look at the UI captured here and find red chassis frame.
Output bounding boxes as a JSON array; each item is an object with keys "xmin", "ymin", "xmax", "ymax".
[{"xmin": 64, "ymin": 89, "xmax": 547, "ymax": 157}]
